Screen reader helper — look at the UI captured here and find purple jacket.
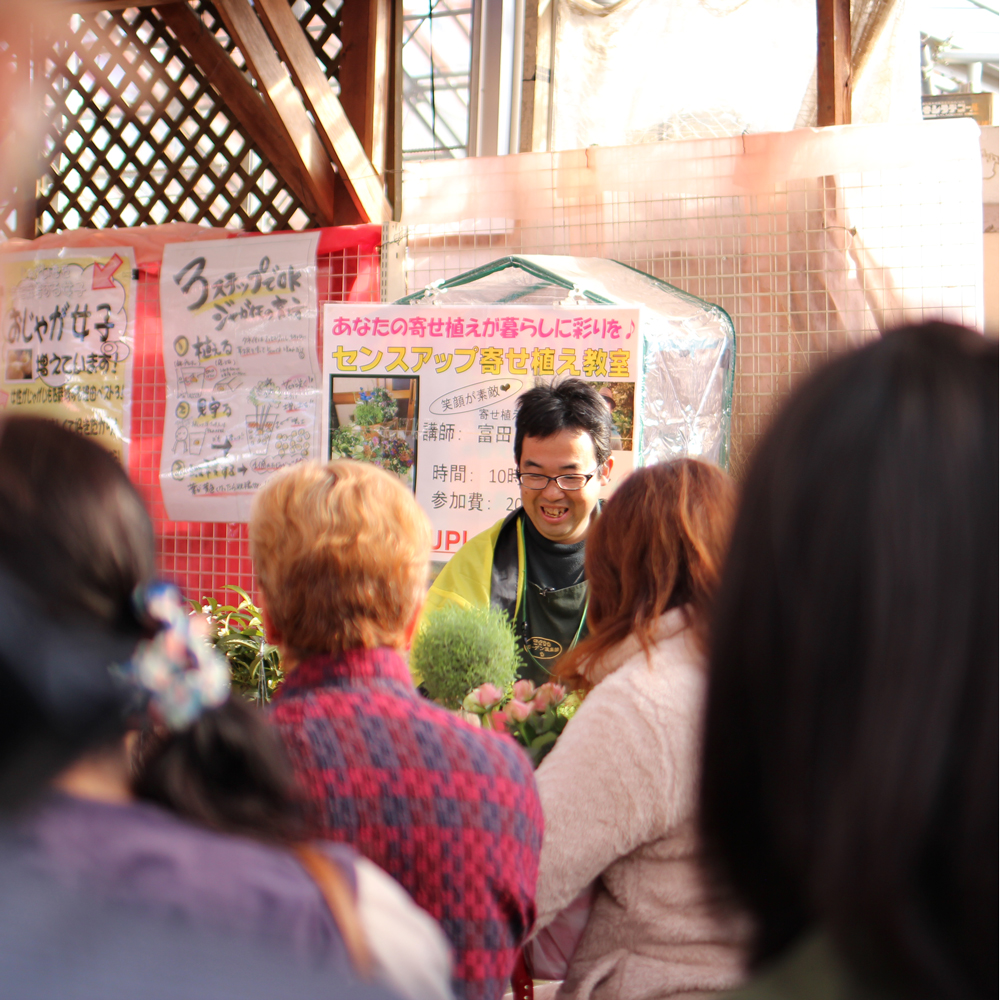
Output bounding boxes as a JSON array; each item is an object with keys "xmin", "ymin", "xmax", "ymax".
[{"xmin": 12, "ymin": 791, "xmax": 356, "ymax": 974}]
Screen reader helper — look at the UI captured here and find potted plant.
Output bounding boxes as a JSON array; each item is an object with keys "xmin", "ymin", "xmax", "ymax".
[
  {"xmin": 464, "ymin": 679, "xmax": 582, "ymax": 767},
  {"xmin": 192, "ymin": 586, "xmax": 283, "ymax": 704},
  {"xmin": 353, "ymin": 386, "xmax": 398, "ymax": 427},
  {"xmin": 411, "ymin": 604, "xmax": 581, "ymax": 766},
  {"xmin": 410, "ymin": 604, "xmax": 520, "ymax": 711},
  {"xmin": 330, "ymin": 423, "xmax": 366, "ymax": 461}
]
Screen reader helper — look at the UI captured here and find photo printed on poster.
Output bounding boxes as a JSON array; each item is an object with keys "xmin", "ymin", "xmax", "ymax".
[
  {"xmin": 322, "ymin": 304, "xmax": 642, "ymax": 560},
  {"xmin": 159, "ymin": 233, "xmax": 320, "ymax": 522}
]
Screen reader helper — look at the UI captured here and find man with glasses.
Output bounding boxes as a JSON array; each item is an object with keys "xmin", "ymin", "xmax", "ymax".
[{"xmin": 424, "ymin": 379, "xmax": 614, "ymax": 682}]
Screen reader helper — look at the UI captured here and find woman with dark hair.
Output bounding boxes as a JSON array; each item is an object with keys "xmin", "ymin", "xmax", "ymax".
[
  {"xmin": 526, "ymin": 459, "xmax": 748, "ymax": 1000},
  {"xmin": 0, "ymin": 415, "xmax": 450, "ymax": 1000},
  {"xmin": 700, "ymin": 322, "xmax": 997, "ymax": 1000}
]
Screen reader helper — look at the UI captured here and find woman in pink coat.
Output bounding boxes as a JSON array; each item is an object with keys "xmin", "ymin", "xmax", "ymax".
[{"xmin": 528, "ymin": 459, "xmax": 748, "ymax": 1000}]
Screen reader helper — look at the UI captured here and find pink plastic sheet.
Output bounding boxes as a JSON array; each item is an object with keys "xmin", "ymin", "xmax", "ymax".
[{"xmin": 401, "ymin": 121, "xmax": 984, "ymax": 471}]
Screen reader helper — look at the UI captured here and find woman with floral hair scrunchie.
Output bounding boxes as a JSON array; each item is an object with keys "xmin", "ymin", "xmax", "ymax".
[{"xmin": 0, "ymin": 415, "xmax": 450, "ymax": 1000}]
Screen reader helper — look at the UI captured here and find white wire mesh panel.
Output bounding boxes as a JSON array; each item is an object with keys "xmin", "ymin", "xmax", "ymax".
[{"xmin": 400, "ymin": 121, "xmax": 984, "ymax": 475}]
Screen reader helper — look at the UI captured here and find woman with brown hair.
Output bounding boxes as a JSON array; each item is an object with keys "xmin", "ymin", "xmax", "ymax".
[{"xmin": 526, "ymin": 459, "xmax": 747, "ymax": 1000}]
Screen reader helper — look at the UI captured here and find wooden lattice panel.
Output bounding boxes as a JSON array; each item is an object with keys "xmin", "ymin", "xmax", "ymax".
[
  {"xmin": 292, "ymin": 0, "xmax": 344, "ymax": 85},
  {"xmin": 35, "ymin": 2, "xmax": 345, "ymax": 235}
]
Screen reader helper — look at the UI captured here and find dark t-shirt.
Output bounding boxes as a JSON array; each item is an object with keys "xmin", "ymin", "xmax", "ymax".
[{"xmin": 518, "ymin": 516, "xmax": 589, "ymax": 684}]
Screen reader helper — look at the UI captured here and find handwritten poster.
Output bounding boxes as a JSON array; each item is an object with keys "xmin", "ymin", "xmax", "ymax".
[
  {"xmin": 159, "ymin": 233, "xmax": 321, "ymax": 522},
  {"xmin": 322, "ymin": 304, "xmax": 642, "ymax": 560},
  {"xmin": 0, "ymin": 246, "xmax": 136, "ymax": 462}
]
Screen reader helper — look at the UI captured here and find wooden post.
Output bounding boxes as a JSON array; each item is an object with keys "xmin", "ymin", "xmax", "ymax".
[
  {"xmin": 254, "ymin": 0, "xmax": 392, "ymax": 224},
  {"xmin": 338, "ymin": 0, "xmax": 392, "ymax": 179},
  {"xmin": 212, "ymin": 0, "xmax": 338, "ymax": 225},
  {"xmin": 385, "ymin": 0, "xmax": 403, "ymax": 220},
  {"xmin": 155, "ymin": 2, "xmax": 331, "ymax": 225},
  {"xmin": 817, "ymin": 0, "xmax": 851, "ymax": 126}
]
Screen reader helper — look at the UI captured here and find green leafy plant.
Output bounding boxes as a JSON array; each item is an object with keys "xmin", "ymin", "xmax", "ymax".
[
  {"xmin": 592, "ymin": 380, "xmax": 634, "ymax": 450},
  {"xmin": 369, "ymin": 386, "xmax": 399, "ymax": 421},
  {"xmin": 331, "ymin": 424, "xmax": 414, "ymax": 479},
  {"xmin": 411, "ymin": 604, "xmax": 520, "ymax": 709},
  {"xmin": 330, "ymin": 423, "xmax": 366, "ymax": 460},
  {"xmin": 380, "ymin": 435, "xmax": 415, "ymax": 476},
  {"xmin": 464, "ymin": 679, "xmax": 582, "ymax": 767},
  {"xmin": 352, "ymin": 400, "xmax": 385, "ymax": 427},
  {"xmin": 611, "ymin": 407, "xmax": 632, "ymax": 449},
  {"xmin": 353, "ymin": 386, "xmax": 398, "ymax": 426},
  {"xmin": 192, "ymin": 586, "xmax": 283, "ymax": 704}
]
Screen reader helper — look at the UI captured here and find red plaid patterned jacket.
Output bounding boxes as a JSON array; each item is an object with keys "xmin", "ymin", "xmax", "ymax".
[{"xmin": 269, "ymin": 646, "xmax": 543, "ymax": 1000}]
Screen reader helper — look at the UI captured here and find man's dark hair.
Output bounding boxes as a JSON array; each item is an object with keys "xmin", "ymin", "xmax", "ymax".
[
  {"xmin": 514, "ymin": 378, "xmax": 613, "ymax": 466},
  {"xmin": 699, "ymin": 323, "xmax": 997, "ymax": 1000}
]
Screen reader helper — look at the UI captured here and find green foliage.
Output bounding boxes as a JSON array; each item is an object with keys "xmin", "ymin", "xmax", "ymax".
[
  {"xmin": 192, "ymin": 586, "xmax": 283, "ymax": 704},
  {"xmin": 330, "ymin": 423, "xmax": 366, "ymax": 459},
  {"xmin": 612, "ymin": 407, "xmax": 632, "ymax": 449},
  {"xmin": 380, "ymin": 435, "xmax": 415, "ymax": 476},
  {"xmin": 463, "ymin": 679, "xmax": 581, "ymax": 767},
  {"xmin": 366, "ymin": 386, "xmax": 399, "ymax": 422},
  {"xmin": 353, "ymin": 386, "xmax": 398, "ymax": 426},
  {"xmin": 352, "ymin": 400, "xmax": 385, "ymax": 427},
  {"xmin": 331, "ymin": 424, "xmax": 414, "ymax": 479},
  {"xmin": 506, "ymin": 689, "xmax": 582, "ymax": 767},
  {"xmin": 411, "ymin": 604, "xmax": 520, "ymax": 709},
  {"xmin": 592, "ymin": 380, "xmax": 634, "ymax": 450}
]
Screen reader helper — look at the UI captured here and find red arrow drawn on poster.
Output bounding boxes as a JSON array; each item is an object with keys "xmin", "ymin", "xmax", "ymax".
[{"xmin": 92, "ymin": 253, "xmax": 124, "ymax": 290}]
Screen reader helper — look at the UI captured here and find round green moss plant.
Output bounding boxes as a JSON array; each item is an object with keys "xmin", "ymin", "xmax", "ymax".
[{"xmin": 412, "ymin": 604, "xmax": 520, "ymax": 709}]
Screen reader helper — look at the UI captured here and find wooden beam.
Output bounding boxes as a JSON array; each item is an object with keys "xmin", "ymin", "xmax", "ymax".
[
  {"xmin": 520, "ymin": 0, "xmax": 539, "ymax": 152},
  {"xmin": 383, "ymin": 0, "xmax": 403, "ymax": 220},
  {"xmin": 254, "ymin": 0, "xmax": 392, "ymax": 224},
  {"xmin": 817, "ymin": 0, "xmax": 851, "ymax": 126},
  {"xmin": 154, "ymin": 2, "xmax": 329, "ymax": 225},
  {"xmin": 532, "ymin": 0, "xmax": 556, "ymax": 152},
  {"xmin": 213, "ymin": 0, "xmax": 337, "ymax": 225},
  {"xmin": 338, "ymin": 0, "xmax": 392, "ymax": 179},
  {"xmin": 50, "ymin": 0, "xmax": 180, "ymax": 12}
]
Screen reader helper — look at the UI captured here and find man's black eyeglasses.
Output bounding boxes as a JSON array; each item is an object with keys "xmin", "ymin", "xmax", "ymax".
[{"xmin": 515, "ymin": 470, "xmax": 598, "ymax": 491}]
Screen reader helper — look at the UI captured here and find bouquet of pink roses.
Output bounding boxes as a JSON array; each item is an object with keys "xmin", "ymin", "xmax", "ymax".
[{"xmin": 462, "ymin": 679, "xmax": 582, "ymax": 767}]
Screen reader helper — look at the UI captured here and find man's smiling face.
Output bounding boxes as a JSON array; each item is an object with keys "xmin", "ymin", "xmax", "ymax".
[{"xmin": 518, "ymin": 428, "xmax": 613, "ymax": 544}]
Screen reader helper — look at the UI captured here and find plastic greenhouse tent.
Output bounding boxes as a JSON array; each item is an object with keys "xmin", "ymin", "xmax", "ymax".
[{"xmin": 398, "ymin": 255, "xmax": 735, "ymax": 468}]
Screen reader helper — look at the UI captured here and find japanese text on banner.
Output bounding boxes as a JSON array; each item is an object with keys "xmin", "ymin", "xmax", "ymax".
[
  {"xmin": 159, "ymin": 232, "xmax": 320, "ymax": 523},
  {"xmin": 0, "ymin": 247, "xmax": 136, "ymax": 463},
  {"xmin": 322, "ymin": 305, "xmax": 641, "ymax": 560}
]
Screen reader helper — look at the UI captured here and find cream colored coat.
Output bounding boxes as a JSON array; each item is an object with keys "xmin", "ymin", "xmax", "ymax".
[{"xmin": 533, "ymin": 609, "xmax": 747, "ymax": 1000}]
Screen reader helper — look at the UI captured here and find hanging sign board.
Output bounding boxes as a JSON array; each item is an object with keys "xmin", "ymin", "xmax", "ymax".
[
  {"xmin": 159, "ymin": 232, "xmax": 321, "ymax": 522},
  {"xmin": 321, "ymin": 304, "xmax": 642, "ymax": 559},
  {"xmin": 0, "ymin": 246, "xmax": 136, "ymax": 463}
]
